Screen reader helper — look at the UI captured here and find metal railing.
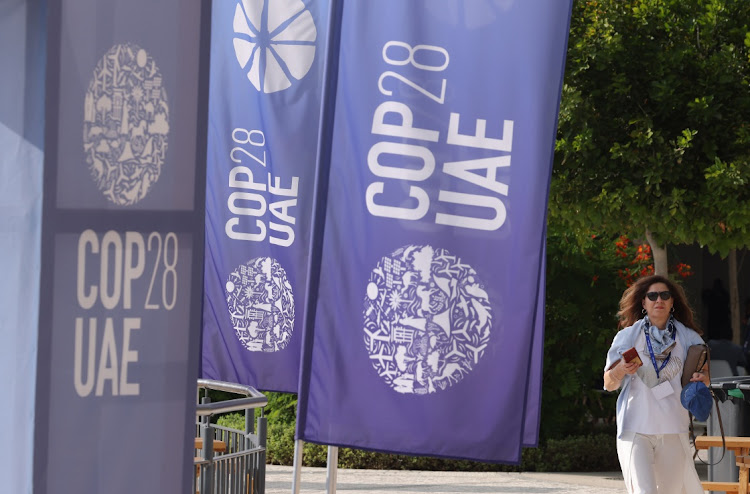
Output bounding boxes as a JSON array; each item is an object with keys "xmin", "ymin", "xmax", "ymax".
[{"xmin": 194, "ymin": 379, "xmax": 268, "ymax": 494}]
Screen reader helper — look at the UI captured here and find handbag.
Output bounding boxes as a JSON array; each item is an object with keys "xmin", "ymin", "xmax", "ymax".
[
  {"xmin": 681, "ymin": 344, "xmax": 708, "ymax": 387},
  {"xmin": 681, "ymin": 343, "xmax": 725, "ymax": 463},
  {"xmin": 680, "ymin": 344, "xmax": 712, "ymax": 420}
]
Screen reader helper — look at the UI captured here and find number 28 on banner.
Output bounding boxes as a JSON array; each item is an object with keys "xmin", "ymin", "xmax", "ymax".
[
  {"xmin": 367, "ymin": 41, "xmax": 514, "ymax": 231},
  {"xmin": 74, "ymin": 230, "xmax": 178, "ymax": 397},
  {"xmin": 225, "ymin": 128, "xmax": 300, "ymax": 247}
]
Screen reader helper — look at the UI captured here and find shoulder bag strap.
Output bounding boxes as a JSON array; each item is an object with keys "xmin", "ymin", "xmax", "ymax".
[{"xmin": 691, "ymin": 344, "xmax": 726, "ymax": 465}]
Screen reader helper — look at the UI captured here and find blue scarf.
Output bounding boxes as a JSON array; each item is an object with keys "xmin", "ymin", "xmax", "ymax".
[{"xmin": 643, "ymin": 315, "xmax": 677, "ymax": 356}]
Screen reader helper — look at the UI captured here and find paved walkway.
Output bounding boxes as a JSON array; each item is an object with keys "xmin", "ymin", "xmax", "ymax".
[
  {"xmin": 265, "ymin": 463, "xmax": 710, "ymax": 493},
  {"xmin": 265, "ymin": 465, "xmax": 628, "ymax": 493}
]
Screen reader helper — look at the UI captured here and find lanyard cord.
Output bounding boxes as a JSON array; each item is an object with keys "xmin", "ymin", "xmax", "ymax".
[{"xmin": 644, "ymin": 323, "xmax": 675, "ymax": 379}]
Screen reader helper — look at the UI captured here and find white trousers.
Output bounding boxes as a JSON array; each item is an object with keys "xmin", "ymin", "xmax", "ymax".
[{"xmin": 617, "ymin": 432, "xmax": 704, "ymax": 494}]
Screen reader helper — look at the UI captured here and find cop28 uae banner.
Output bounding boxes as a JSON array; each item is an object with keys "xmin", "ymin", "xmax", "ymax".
[
  {"xmin": 33, "ymin": 2, "xmax": 210, "ymax": 492},
  {"xmin": 297, "ymin": 0, "xmax": 572, "ymax": 463},
  {"xmin": 201, "ymin": 0, "xmax": 328, "ymax": 392}
]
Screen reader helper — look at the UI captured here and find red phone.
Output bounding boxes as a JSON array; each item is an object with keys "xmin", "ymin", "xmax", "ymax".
[{"xmin": 622, "ymin": 347, "xmax": 643, "ymax": 367}]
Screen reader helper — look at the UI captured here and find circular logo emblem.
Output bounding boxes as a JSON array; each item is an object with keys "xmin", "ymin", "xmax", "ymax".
[
  {"xmin": 232, "ymin": 0, "xmax": 317, "ymax": 93},
  {"xmin": 364, "ymin": 245, "xmax": 493, "ymax": 394},
  {"xmin": 83, "ymin": 43, "xmax": 168, "ymax": 205},
  {"xmin": 226, "ymin": 257, "xmax": 295, "ymax": 352}
]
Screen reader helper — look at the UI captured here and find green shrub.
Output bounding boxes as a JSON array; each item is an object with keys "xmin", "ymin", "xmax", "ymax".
[
  {"xmin": 216, "ymin": 412, "xmax": 246, "ymax": 431},
  {"xmin": 210, "ymin": 394, "xmax": 619, "ymax": 472},
  {"xmin": 267, "ymin": 420, "xmax": 296, "ymax": 465},
  {"xmin": 259, "ymin": 409, "xmax": 618, "ymax": 472},
  {"xmin": 532, "ymin": 434, "xmax": 618, "ymax": 472}
]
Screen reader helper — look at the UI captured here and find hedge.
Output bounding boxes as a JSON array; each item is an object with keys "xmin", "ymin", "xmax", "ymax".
[{"xmin": 217, "ymin": 413, "xmax": 619, "ymax": 472}]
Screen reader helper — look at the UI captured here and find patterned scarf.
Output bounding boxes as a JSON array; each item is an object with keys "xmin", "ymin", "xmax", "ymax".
[
  {"xmin": 637, "ymin": 315, "xmax": 681, "ymax": 387},
  {"xmin": 643, "ymin": 315, "xmax": 677, "ymax": 356}
]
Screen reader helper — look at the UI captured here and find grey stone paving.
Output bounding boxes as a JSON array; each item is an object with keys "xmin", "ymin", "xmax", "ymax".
[
  {"xmin": 263, "ymin": 457, "xmax": 713, "ymax": 493},
  {"xmin": 264, "ymin": 465, "xmax": 630, "ymax": 493}
]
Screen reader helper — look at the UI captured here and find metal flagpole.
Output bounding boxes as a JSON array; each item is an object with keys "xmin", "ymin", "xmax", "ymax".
[
  {"xmin": 326, "ymin": 446, "xmax": 339, "ymax": 494},
  {"xmin": 291, "ymin": 439, "xmax": 304, "ymax": 494}
]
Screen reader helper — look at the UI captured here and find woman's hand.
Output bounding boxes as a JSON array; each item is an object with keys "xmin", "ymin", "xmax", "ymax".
[
  {"xmin": 604, "ymin": 359, "xmax": 640, "ymax": 391},
  {"xmin": 618, "ymin": 360, "xmax": 640, "ymax": 378},
  {"xmin": 690, "ymin": 372, "xmax": 710, "ymax": 387}
]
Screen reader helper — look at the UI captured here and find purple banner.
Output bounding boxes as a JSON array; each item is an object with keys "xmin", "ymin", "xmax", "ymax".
[
  {"xmin": 297, "ymin": 0, "xmax": 571, "ymax": 463},
  {"xmin": 201, "ymin": 0, "xmax": 329, "ymax": 393},
  {"xmin": 34, "ymin": 1, "xmax": 210, "ymax": 492}
]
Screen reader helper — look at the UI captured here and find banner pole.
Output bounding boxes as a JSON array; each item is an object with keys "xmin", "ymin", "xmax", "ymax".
[
  {"xmin": 326, "ymin": 446, "xmax": 338, "ymax": 494},
  {"xmin": 291, "ymin": 439, "xmax": 304, "ymax": 494}
]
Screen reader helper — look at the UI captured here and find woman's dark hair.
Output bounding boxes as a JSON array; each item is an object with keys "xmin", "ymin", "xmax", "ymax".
[{"xmin": 617, "ymin": 274, "xmax": 701, "ymax": 333}]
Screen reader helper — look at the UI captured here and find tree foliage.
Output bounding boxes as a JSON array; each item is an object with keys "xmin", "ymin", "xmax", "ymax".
[
  {"xmin": 540, "ymin": 224, "xmax": 627, "ymax": 439},
  {"xmin": 553, "ymin": 0, "xmax": 750, "ymax": 256}
]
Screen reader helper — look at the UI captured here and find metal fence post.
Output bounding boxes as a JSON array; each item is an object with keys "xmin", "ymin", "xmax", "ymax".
[
  {"xmin": 245, "ymin": 407, "xmax": 254, "ymax": 493},
  {"xmin": 257, "ymin": 414, "xmax": 267, "ymax": 494},
  {"xmin": 201, "ymin": 396, "xmax": 214, "ymax": 494},
  {"xmin": 245, "ymin": 407, "xmax": 255, "ymax": 437}
]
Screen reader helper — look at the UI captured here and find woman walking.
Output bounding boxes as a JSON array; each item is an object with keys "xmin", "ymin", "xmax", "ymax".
[{"xmin": 604, "ymin": 275, "xmax": 709, "ymax": 493}]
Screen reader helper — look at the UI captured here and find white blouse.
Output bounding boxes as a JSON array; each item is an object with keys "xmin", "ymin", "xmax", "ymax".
[{"xmin": 604, "ymin": 318, "xmax": 705, "ymax": 438}]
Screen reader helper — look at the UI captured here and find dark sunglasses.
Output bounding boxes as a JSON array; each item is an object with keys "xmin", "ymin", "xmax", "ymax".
[{"xmin": 646, "ymin": 291, "xmax": 671, "ymax": 301}]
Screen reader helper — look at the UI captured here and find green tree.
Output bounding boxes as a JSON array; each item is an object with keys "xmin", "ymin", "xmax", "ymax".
[
  {"xmin": 553, "ymin": 0, "xmax": 750, "ymax": 340},
  {"xmin": 553, "ymin": 0, "xmax": 750, "ymax": 264},
  {"xmin": 541, "ymin": 224, "xmax": 630, "ymax": 439}
]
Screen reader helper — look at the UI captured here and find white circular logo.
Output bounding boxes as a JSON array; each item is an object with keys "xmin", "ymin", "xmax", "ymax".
[
  {"xmin": 83, "ymin": 43, "xmax": 169, "ymax": 205},
  {"xmin": 232, "ymin": 0, "xmax": 317, "ymax": 93},
  {"xmin": 364, "ymin": 245, "xmax": 493, "ymax": 394},
  {"xmin": 226, "ymin": 257, "xmax": 295, "ymax": 352}
]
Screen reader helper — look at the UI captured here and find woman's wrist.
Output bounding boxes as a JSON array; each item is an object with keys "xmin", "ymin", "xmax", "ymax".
[{"xmin": 611, "ymin": 367, "xmax": 624, "ymax": 381}]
